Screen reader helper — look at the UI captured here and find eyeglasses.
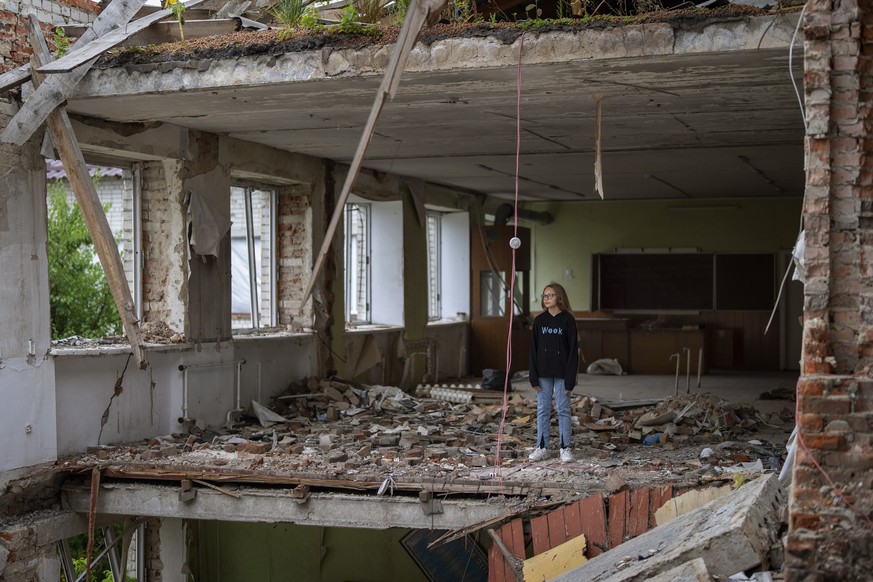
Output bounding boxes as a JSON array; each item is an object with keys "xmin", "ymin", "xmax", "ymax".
[{"xmin": 541, "ymin": 293, "xmax": 557, "ymax": 299}]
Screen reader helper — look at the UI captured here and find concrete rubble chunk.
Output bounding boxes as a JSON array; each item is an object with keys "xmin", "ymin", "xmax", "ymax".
[
  {"xmin": 645, "ymin": 557, "xmax": 714, "ymax": 582},
  {"xmin": 0, "ymin": 543, "xmax": 7, "ymax": 574},
  {"xmin": 553, "ymin": 474, "xmax": 784, "ymax": 582}
]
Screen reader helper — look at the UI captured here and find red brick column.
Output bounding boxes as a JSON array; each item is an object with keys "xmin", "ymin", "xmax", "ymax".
[
  {"xmin": 786, "ymin": 1, "xmax": 873, "ymax": 579},
  {"xmin": 277, "ymin": 184, "xmax": 312, "ymax": 330}
]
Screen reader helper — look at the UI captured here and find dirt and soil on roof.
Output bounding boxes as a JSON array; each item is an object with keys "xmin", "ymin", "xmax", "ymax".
[{"xmin": 98, "ymin": 5, "xmax": 779, "ymax": 67}]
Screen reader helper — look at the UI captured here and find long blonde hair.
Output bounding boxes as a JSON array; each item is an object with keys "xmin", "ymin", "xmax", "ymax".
[{"xmin": 541, "ymin": 282, "xmax": 572, "ymax": 312}]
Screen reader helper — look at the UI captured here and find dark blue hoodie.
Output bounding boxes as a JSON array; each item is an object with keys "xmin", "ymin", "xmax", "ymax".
[{"xmin": 529, "ymin": 309, "xmax": 579, "ymax": 390}]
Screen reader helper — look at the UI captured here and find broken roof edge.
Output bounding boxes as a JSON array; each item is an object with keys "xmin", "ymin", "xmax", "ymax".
[
  {"xmin": 63, "ymin": 480, "xmax": 512, "ymax": 530},
  {"xmin": 68, "ymin": 10, "xmax": 800, "ymax": 101}
]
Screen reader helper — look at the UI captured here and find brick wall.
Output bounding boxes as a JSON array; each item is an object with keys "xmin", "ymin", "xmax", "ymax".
[
  {"xmin": 0, "ymin": 0, "xmax": 98, "ymax": 72},
  {"xmin": 140, "ymin": 160, "xmax": 187, "ymax": 334},
  {"xmin": 786, "ymin": 1, "xmax": 873, "ymax": 579},
  {"xmin": 277, "ymin": 184, "xmax": 312, "ymax": 330}
]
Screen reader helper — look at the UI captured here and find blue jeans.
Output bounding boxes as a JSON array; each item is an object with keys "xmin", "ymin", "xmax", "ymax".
[{"xmin": 536, "ymin": 378, "xmax": 572, "ymax": 449}]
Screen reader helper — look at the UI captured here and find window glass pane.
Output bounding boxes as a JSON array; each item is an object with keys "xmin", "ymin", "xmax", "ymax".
[
  {"xmin": 426, "ymin": 212, "xmax": 441, "ymax": 320},
  {"xmin": 231, "ymin": 185, "xmax": 275, "ymax": 330},
  {"xmin": 513, "ymin": 271, "xmax": 524, "ymax": 316},
  {"xmin": 480, "ymin": 271, "xmax": 505, "ymax": 317},
  {"xmin": 345, "ymin": 203, "xmax": 370, "ymax": 324}
]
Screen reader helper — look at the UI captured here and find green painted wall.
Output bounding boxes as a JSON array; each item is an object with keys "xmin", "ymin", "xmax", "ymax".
[
  {"xmin": 526, "ymin": 197, "xmax": 803, "ymax": 311},
  {"xmin": 191, "ymin": 521, "xmax": 427, "ymax": 581}
]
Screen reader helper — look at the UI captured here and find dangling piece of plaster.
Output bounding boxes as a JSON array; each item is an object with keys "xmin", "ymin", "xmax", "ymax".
[{"xmin": 594, "ymin": 95, "xmax": 605, "ymax": 199}]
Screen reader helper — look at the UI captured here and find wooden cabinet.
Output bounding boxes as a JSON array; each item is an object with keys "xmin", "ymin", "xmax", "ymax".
[
  {"xmin": 630, "ymin": 329, "xmax": 705, "ymax": 374},
  {"xmin": 578, "ymin": 318, "xmax": 706, "ymax": 374}
]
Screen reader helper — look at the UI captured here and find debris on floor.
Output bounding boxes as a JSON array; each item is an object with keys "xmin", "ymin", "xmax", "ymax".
[{"xmin": 58, "ymin": 376, "xmax": 794, "ymax": 503}]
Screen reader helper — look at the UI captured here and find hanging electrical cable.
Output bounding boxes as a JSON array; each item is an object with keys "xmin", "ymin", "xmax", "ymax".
[{"xmin": 494, "ymin": 32, "xmax": 526, "ymax": 479}]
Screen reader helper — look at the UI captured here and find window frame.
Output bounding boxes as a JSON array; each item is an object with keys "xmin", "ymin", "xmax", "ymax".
[
  {"xmin": 344, "ymin": 201, "xmax": 372, "ymax": 325},
  {"xmin": 230, "ymin": 183, "xmax": 278, "ymax": 331}
]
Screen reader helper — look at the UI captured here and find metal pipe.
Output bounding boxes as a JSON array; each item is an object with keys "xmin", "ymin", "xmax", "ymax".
[
  {"xmin": 57, "ymin": 539, "xmax": 76, "ymax": 582},
  {"xmin": 670, "ymin": 353, "xmax": 680, "ymax": 396},
  {"xmin": 226, "ymin": 359, "xmax": 246, "ymax": 427},
  {"xmin": 434, "ymin": 343, "xmax": 440, "ymax": 384},
  {"xmin": 179, "ymin": 359, "xmax": 246, "ymax": 424},
  {"xmin": 697, "ymin": 347, "xmax": 704, "ymax": 388},
  {"xmin": 102, "ymin": 526, "xmax": 122, "ymax": 582},
  {"xmin": 683, "ymin": 347, "xmax": 691, "ymax": 393},
  {"xmin": 135, "ymin": 522, "xmax": 145, "ymax": 582}
]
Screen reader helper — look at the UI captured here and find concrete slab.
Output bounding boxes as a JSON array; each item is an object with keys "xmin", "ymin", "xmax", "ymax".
[
  {"xmin": 646, "ymin": 558, "xmax": 714, "ymax": 582},
  {"xmin": 552, "ymin": 474, "xmax": 784, "ymax": 582},
  {"xmin": 63, "ymin": 482, "xmax": 508, "ymax": 530}
]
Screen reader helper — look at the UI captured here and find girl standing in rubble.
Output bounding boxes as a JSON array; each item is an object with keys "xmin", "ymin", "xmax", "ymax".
[{"xmin": 529, "ymin": 282, "xmax": 579, "ymax": 464}]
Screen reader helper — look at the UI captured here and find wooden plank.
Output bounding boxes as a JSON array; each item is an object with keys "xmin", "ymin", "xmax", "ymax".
[
  {"xmin": 26, "ymin": 16, "xmax": 148, "ymax": 370},
  {"xmin": 488, "ymin": 529, "xmax": 505, "ymax": 582},
  {"xmin": 523, "ymin": 534, "xmax": 587, "ymax": 582},
  {"xmin": 564, "ymin": 500, "xmax": 583, "ymax": 540},
  {"xmin": 547, "ymin": 506, "xmax": 570, "ymax": 547},
  {"xmin": 578, "ymin": 493, "xmax": 607, "ymax": 558},
  {"xmin": 649, "ymin": 485, "xmax": 672, "ymax": 529},
  {"xmin": 607, "ymin": 490, "xmax": 629, "ymax": 549},
  {"xmin": 530, "ymin": 514, "xmax": 551, "ymax": 556},
  {"xmin": 38, "ymin": 0, "xmax": 208, "ymax": 73},
  {"xmin": 627, "ymin": 488, "xmax": 650, "ymax": 538},
  {"xmin": 0, "ymin": 64, "xmax": 31, "ymax": 94},
  {"xmin": 487, "ymin": 522, "xmax": 523, "ymax": 582},
  {"xmin": 507, "ymin": 519, "xmax": 525, "ymax": 581},
  {"xmin": 0, "ymin": 0, "xmax": 148, "ymax": 146}
]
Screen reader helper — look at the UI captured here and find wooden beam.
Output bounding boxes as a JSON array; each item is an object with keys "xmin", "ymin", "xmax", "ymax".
[
  {"xmin": 300, "ymin": 0, "xmax": 448, "ymax": 306},
  {"xmin": 0, "ymin": 64, "xmax": 31, "ymax": 94},
  {"xmin": 0, "ymin": 0, "xmax": 148, "ymax": 146},
  {"xmin": 38, "ymin": 0, "xmax": 208, "ymax": 74},
  {"xmin": 26, "ymin": 15, "xmax": 148, "ymax": 369}
]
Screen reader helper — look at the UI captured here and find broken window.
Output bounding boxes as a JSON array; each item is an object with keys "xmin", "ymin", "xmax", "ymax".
[
  {"xmin": 345, "ymin": 197, "xmax": 405, "ymax": 327},
  {"xmin": 230, "ymin": 185, "xmax": 276, "ymax": 330},
  {"xmin": 345, "ymin": 202, "xmax": 371, "ymax": 324},
  {"xmin": 426, "ymin": 209, "xmax": 470, "ymax": 322},
  {"xmin": 46, "ymin": 159, "xmax": 139, "ymax": 339}
]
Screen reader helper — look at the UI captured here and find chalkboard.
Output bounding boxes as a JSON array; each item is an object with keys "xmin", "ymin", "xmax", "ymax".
[
  {"xmin": 715, "ymin": 253, "xmax": 775, "ymax": 310},
  {"xmin": 594, "ymin": 252, "xmax": 775, "ymax": 311},
  {"xmin": 597, "ymin": 253, "xmax": 714, "ymax": 310}
]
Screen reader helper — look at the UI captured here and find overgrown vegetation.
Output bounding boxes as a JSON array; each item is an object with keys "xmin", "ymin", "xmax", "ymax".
[
  {"xmin": 47, "ymin": 177, "xmax": 123, "ymax": 340},
  {"xmin": 164, "ymin": 0, "xmax": 187, "ymax": 43},
  {"xmin": 271, "ymin": 0, "xmax": 308, "ymax": 39},
  {"xmin": 53, "ymin": 26, "xmax": 70, "ymax": 58}
]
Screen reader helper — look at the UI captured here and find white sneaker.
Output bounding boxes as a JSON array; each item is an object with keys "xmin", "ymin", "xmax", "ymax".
[
  {"xmin": 529, "ymin": 447, "xmax": 549, "ymax": 461},
  {"xmin": 560, "ymin": 448, "xmax": 574, "ymax": 463}
]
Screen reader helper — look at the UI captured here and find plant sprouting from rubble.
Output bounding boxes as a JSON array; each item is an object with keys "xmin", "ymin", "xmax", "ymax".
[
  {"xmin": 47, "ymin": 176, "xmax": 123, "ymax": 340},
  {"xmin": 353, "ymin": 0, "xmax": 387, "ymax": 24},
  {"xmin": 164, "ymin": 0, "xmax": 186, "ymax": 43},
  {"xmin": 53, "ymin": 26, "xmax": 70, "ymax": 58},
  {"xmin": 301, "ymin": 4, "xmax": 324, "ymax": 31},
  {"xmin": 390, "ymin": 0, "xmax": 409, "ymax": 25},
  {"xmin": 271, "ymin": 0, "xmax": 307, "ymax": 39},
  {"xmin": 330, "ymin": 4, "xmax": 379, "ymax": 35},
  {"xmin": 634, "ymin": 0, "xmax": 663, "ymax": 14},
  {"xmin": 450, "ymin": 0, "xmax": 476, "ymax": 23}
]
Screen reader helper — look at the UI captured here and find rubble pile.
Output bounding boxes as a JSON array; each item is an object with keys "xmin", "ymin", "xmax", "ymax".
[{"xmin": 63, "ymin": 377, "xmax": 793, "ymax": 496}]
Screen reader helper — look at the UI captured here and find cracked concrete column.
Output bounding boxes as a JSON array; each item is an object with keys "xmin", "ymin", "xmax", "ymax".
[{"xmin": 0, "ymin": 100, "xmax": 58, "ymax": 474}]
